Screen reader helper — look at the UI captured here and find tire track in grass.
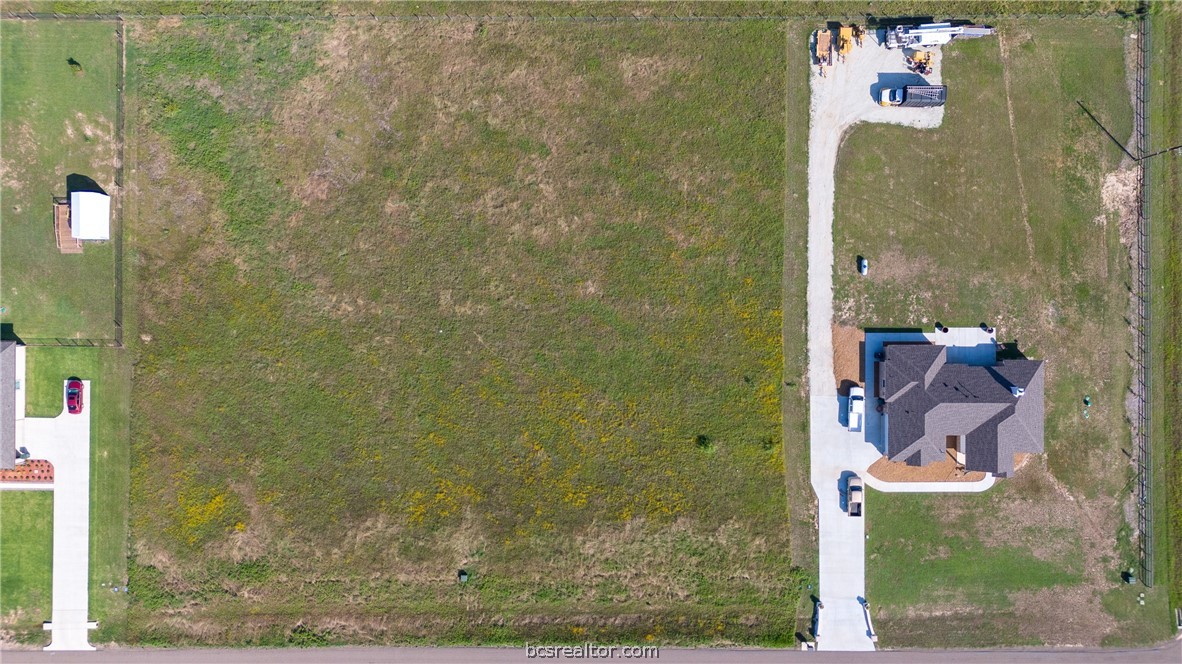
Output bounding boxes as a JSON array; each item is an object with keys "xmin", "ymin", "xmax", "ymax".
[{"xmin": 998, "ymin": 32, "xmax": 1037, "ymax": 264}]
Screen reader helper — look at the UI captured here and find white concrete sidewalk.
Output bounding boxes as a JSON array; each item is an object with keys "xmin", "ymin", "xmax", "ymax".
[
  {"xmin": 806, "ymin": 35, "xmax": 944, "ymax": 652},
  {"xmin": 863, "ymin": 473, "xmax": 995, "ymax": 493},
  {"xmin": 23, "ymin": 380, "xmax": 96, "ymax": 651}
]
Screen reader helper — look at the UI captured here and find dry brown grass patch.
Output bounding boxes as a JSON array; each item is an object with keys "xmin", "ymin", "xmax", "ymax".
[
  {"xmin": 618, "ymin": 54, "xmax": 690, "ymax": 102},
  {"xmin": 1100, "ymin": 166, "xmax": 1138, "ymax": 246}
]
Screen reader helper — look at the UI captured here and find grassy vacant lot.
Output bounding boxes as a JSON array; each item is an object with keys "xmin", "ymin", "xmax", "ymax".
[
  {"xmin": 1150, "ymin": 13, "xmax": 1182, "ymax": 614},
  {"xmin": 780, "ymin": 24, "xmax": 815, "ymax": 639},
  {"xmin": 0, "ymin": 20, "xmax": 119, "ymax": 340},
  {"xmin": 0, "ymin": 492, "xmax": 54, "ymax": 643},
  {"xmin": 837, "ymin": 21, "xmax": 1174, "ymax": 645},
  {"xmin": 123, "ymin": 19, "xmax": 798, "ymax": 645}
]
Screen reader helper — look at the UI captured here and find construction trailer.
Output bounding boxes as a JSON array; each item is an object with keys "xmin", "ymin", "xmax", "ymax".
[
  {"xmin": 885, "ymin": 23, "xmax": 995, "ymax": 49},
  {"xmin": 814, "ymin": 29, "xmax": 833, "ymax": 76},
  {"xmin": 879, "ymin": 85, "xmax": 947, "ymax": 108}
]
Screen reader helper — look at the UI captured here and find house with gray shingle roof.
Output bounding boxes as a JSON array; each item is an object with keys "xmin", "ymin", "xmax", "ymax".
[
  {"xmin": 1, "ymin": 339, "xmax": 19, "ymax": 470},
  {"xmin": 877, "ymin": 342, "xmax": 1044, "ymax": 477}
]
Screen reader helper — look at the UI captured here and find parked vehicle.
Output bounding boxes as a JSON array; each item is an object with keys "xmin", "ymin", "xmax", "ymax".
[
  {"xmin": 879, "ymin": 85, "xmax": 947, "ymax": 108},
  {"xmin": 847, "ymin": 475, "xmax": 864, "ymax": 517},
  {"xmin": 858, "ymin": 257, "xmax": 869, "ymax": 276},
  {"xmin": 847, "ymin": 386, "xmax": 865, "ymax": 432},
  {"xmin": 905, "ymin": 50, "xmax": 933, "ymax": 76},
  {"xmin": 885, "ymin": 23, "xmax": 995, "ymax": 50},
  {"xmin": 67, "ymin": 379, "xmax": 84, "ymax": 415},
  {"xmin": 814, "ymin": 29, "xmax": 833, "ymax": 77}
]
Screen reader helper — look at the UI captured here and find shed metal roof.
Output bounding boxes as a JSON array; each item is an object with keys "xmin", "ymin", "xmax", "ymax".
[{"xmin": 70, "ymin": 191, "xmax": 110, "ymax": 240}]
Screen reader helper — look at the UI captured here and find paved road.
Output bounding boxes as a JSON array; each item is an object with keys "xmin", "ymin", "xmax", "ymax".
[
  {"xmin": 21, "ymin": 380, "xmax": 96, "ymax": 651},
  {"xmin": 3, "ymin": 640, "xmax": 1180, "ymax": 663},
  {"xmin": 806, "ymin": 35, "xmax": 943, "ymax": 651}
]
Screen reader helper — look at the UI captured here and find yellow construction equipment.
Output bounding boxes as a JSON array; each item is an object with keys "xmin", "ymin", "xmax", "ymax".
[
  {"xmin": 837, "ymin": 26, "xmax": 854, "ymax": 62},
  {"xmin": 852, "ymin": 24, "xmax": 866, "ymax": 47},
  {"xmin": 814, "ymin": 29, "xmax": 833, "ymax": 77},
  {"xmin": 906, "ymin": 50, "xmax": 933, "ymax": 76}
]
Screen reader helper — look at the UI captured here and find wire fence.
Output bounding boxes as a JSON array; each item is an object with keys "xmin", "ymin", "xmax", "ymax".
[
  {"xmin": 113, "ymin": 17, "xmax": 125, "ymax": 348},
  {"xmin": 0, "ymin": 8, "xmax": 1147, "ymax": 22},
  {"xmin": 1132, "ymin": 5, "xmax": 1152, "ymax": 588},
  {"xmin": 18, "ymin": 337, "xmax": 124, "ymax": 348}
]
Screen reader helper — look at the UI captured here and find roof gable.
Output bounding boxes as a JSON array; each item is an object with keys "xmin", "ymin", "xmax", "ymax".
[{"xmin": 880, "ymin": 342, "xmax": 1044, "ymax": 476}]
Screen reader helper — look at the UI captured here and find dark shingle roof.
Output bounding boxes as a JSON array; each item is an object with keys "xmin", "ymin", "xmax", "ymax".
[
  {"xmin": 1, "ymin": 340, "xmax": 15, "ymax": 471},
  {"xmin": 880, "ymin": 342, "xmax": 1044, "ymax": 477}
]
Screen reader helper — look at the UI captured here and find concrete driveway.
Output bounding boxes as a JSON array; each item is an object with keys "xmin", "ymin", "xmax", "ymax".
[
  {"xmin": 22, "ymin": 380, "xmax": 96, "ymax": 651},
  {"xmin": 806, "ymin": 33, "xmax": 944, "ymax": 651}
]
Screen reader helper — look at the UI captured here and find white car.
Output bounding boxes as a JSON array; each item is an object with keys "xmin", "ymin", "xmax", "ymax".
[{"xmin": 847, "ymin": 386, "xmax": 865, "ymax": 432}]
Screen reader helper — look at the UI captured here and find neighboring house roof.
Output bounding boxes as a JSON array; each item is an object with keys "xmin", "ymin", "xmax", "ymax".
[
  {"xmin": 1, "ymin": 340, "xmax": 15, "ymax": 470},
  {"xmin": 880, "ymin": 343, "xmax": 1044, "ymax": 477},
  {"xmin": 70, "ymin": 191, "xmax": 111, "ymax": 240}
]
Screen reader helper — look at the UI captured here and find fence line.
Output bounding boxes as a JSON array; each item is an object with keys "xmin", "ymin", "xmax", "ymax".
[
  {"xmin": 1, "ymin": 9, "xmax": 1145, "ymax": 22},
  {"xmin": 18, "ymin": 338, "xmax": 122, "ymax": 348},
  {"xmin": 113, "ymin": 17, "xmax": 125, "ymax": 349},
  {"xmin": 1133, "ymin": 4, "xmax": 1152, "ymax": 588}
]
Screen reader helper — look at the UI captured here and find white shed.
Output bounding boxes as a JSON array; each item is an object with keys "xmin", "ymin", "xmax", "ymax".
[{"xmin": 69, "ymin": 191, "xmax": 110, "ymax": 241}]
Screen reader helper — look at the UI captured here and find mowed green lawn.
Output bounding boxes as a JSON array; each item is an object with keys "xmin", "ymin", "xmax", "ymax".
[
  {"xmin": 0, "ymin": 491, "xmax": 53, "ymax": 643},
  {"xmin": 0, "ymin": 347, "xmax": 131, "ymax": 645},
  {"xmin": 24, "ymin": 347, "xmax": 132, "ymax": 643},
  {"xmin": 124, "ymin": 20, "xmax": 797, "ymax": 645},
  {"xmin": 0, "ymin": 20, "xmax": 119, "ymax": 340},
  {"xmin": 837, "ymin": 21, "xmax": 1174, "ymax": 645}
]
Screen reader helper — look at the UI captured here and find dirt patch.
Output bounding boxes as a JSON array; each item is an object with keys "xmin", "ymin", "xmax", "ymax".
[
  {"xmin": 1006, "ymin": 454, "xmax": 1064, "ymax": 500},
  {"xmin": 5, "ymin": 122, "xmax": 39, "ymax": 163},
  {"xmin": 832, "ymin": 323, "xmax": 863, "ymax": 391},
  {"xmin": 294, "ymin": 173, "xmax": 332, "ymax": 205},
  {"xmin": 0, "ymin": 158, "xmax": 22, "ymax": 192},
  {"xmin": 618, "ymin": 54, "xmax": 688, "ymax": 102},
  {"xmin": 867, "ymin": 454, "xmax": 986, "ymax": 483},
  {"xmin": 1100, "ymin": 166, "xmax": 1138, "ymax": 246},
  {"xmin": 865, "ymin": 248, "xmax": 926, "ymax": 284},
  {"xmin": 0, "ymin": 609, "xmax": 40, "ymax": 649},
  {"xmin": 1010, "ymin": 584, "xmax": 1111, "ymax": 646},
  {"xmin": 63, "ymin": 112, "xmax": 119, "ymax": 177},
  {"xmin": 978, "ymin": 458, "xmax": 1122, "ymax": 646}
]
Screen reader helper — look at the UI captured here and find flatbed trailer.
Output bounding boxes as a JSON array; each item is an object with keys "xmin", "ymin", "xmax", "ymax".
[
  {"xmin": 879, "ymin": 84, "xmax": 947, "ymax": 108},
  {"xmin": 814, "ymin": 29, "xmax": 833, "ymax": 76}
]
